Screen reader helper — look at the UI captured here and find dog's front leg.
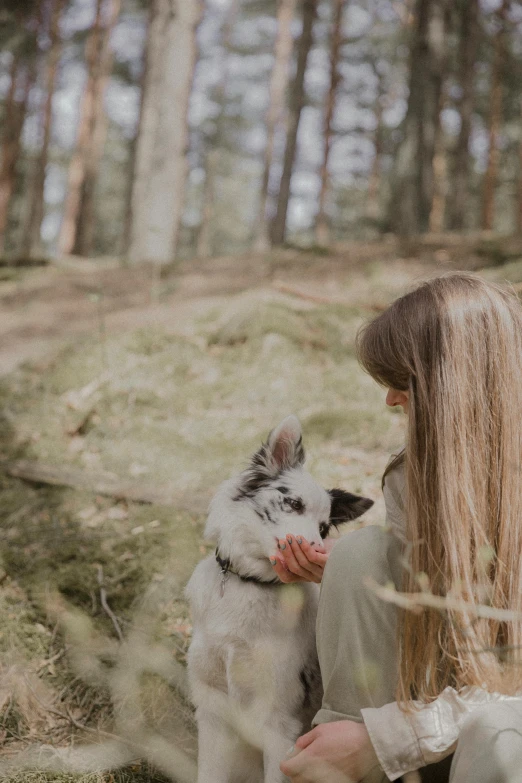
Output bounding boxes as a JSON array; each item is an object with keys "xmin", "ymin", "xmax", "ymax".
[
  {"xmin": 196, "ymin": 709, "xmax": 239, "ymax": 783},
  {"xmin": 263, "ymin": 726, "xmax": 299, "ymax": 783}
]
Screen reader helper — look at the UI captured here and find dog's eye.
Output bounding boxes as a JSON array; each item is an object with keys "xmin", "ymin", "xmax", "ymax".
[{"xmin": 285, "ymin": 497, "xmax": 304, "ymax": 512}]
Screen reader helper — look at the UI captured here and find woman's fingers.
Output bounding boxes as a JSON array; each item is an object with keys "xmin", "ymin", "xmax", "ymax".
[
  {"xmin": 270, "ymin": 535, "xmax": 332, "ymax": 584},
  {"xmin": 298, "ymin": 537, "xmax": 329, "ymax": 568},
  {"xmin": 295, "ymin": 727, "xmax": 320, "ymax": 750},
  {"xmin": 285, "ymin": 536, "xmax": 324, "ymax": 579},
  {"xmin": 277, "ymin": 538, "xmax": 320, "ymax": 582},
  {"xmin": 270, "ymin": 554, "xmax": 302, "ymax": 583}
]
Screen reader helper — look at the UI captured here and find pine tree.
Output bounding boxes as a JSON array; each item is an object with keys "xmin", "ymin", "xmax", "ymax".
[
  {"xmin": 128, "ymin": 0, "xmax": 203, "ymax": 264},
  {"xmin": 390, "ymin": 0, "xmax": 449, "ymax": 237},
  {"xmin": 21, "ymin": 0, "xmax": 65, "ymax": 259},
  {"xmin": 58, "ymin": 0, "xmax": 121, "ymax": 256},
  {"xmin": 271, "ymin": 0, "xmax": 318, "ymax": 246},
  {"xmin": 315, "ymin": 0, "xmax": 344, "ymax": 246},
  {"xmin": 481, "ymin": 0, "xmax": 509, "ymax": 231},
  {"xmin": 254, "ymin": 0, "xmax": 298, "ymax": 251}
]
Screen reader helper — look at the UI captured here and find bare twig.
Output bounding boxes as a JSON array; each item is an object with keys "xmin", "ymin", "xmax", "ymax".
[
  {"xmin": 37, "ymin": 648, "xmax": 67, "ymax": 673},
  {"xmin": 272, "ymin": 280, "xmax": 351, "ymax": 305},
  {"xmin": 61, "ymin": 371, "xmax": 111, "ymax": 410},
  {"xmin": 364, "ymin": 577, "xmax": 522, "ymax": 622},
  {"xmin": 97, "ymin": 565, "xmax": 124, "ymax": 643}
]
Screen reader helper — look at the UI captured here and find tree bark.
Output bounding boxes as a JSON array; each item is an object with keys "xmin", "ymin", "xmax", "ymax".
[
  {"xmin": 21, "ymin": 0, "xmax": 64, "ymax": 259},
  {"xmin": 254, "ymin": 0, "xmax": 298, "ymax": 252},
  {"xmin": 57, "ymin": 0, "xmax": 105, "ymax": 255},
  {"xmin": 314, "ymin": 0, "xmax": 344, "ymax": 246},
  {"xmin": 515, "ymin": 97, "xmax": 522, "ymax": 234},
  {"xmin": 366, "ymin": 83, "xmax": 384, "ymax": 222},
  {"xmin": 449, "ymin": 0, "xmax": 478, "ymax": 231},
  {"xmin": 390, "ymin": 0, "xmax": 449, "ymax": 237},
  {"xmin": 128, "ymin": 0, "xmax": 203, "ymax": 265},
  {"xmin": 196, "ymin": 148, "xmax": 218, "ymax": 259},
  {"xmin": 481, "ymin": 0, "xmax": 508, "ymax": 232},
  {"xmin": 271, "ymin": 0, "xmax": 318, "ymax": 246},
  {"xmin": 429, "ymin": 88, "xmax": 448, "ymax": 232},
  {"xmin": 196, "ymin": 0, "xmax": 239, "ymax": 259},
  {"xmin": 0, "ymin": 56, "xmax": 34, "ymax": 256},
  {"xmin": 74, "ymin": 0, "xmax": 121, "ymax": 256}
]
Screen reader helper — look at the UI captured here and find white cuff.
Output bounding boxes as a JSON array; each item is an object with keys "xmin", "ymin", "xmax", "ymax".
[{"xmin": 362, "ymin": 702, "xmax": 424, "ymax": 781}]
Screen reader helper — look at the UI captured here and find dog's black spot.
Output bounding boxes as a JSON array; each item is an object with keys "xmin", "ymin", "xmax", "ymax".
[
  {"xmin": 233, "ymin": 470, "xmax": 280, "ymax": 501},
  {"xmin": 264, "ymin": 507, "xmax": 277, "ymax": 525},
  {"xmin": 299, "ymin": 666, "xmax": 319, "ymax": 709},
  {"xmin": 328, "ymin": 488, "xmax": 374, "ymax": 528},
  {"xmin": 319, "ymin": 521, "xmax": 330, "ymax": 539},
  {"xmin": 254, "ymin": 509, "xmax": 264, "ymax": 520},
  {"xmin": 276, "ymin": 486, "xmax": 289, "ymax": 494}
]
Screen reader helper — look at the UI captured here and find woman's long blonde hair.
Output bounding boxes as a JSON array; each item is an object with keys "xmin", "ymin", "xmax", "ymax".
[{"xmin": 356, "ymin": 272, "xmax": 522, "ymax": 703}]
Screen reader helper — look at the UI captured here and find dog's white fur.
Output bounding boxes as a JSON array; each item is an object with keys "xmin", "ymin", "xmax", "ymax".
[{"xmin": 185, "ymin": 416, "xmax": 373, "ymax": 783}]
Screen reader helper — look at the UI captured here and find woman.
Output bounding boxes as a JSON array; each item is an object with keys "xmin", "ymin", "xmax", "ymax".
[{"xmin": 270, "ymin": 273, "xmax": 522, "ymax": 782}]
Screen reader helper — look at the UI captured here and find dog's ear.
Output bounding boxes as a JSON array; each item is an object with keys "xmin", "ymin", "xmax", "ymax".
[
  {"xmin": 266, "ymin": 415, "xmax": 305, "ymax": 471},
  {"xmin": 234, "ymin": 416, "xmax": 305, "ymax": 499},
  {"xmin": 321, "ymin": 489, "xmax": 374, "ymax": 537}
]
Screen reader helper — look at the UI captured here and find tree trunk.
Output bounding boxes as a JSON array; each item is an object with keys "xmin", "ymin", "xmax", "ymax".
[
  {"xmin": 73, "ymin": 0, "xmax": 121, "ymax": 256},
  {"xmin": 366, "ymin": 85, "xmax": 384, "ymax": 222},
  {"xmin": 390, "ymin": 0, "xmax": 449, "ymax": 237},
  {"xmin": 271, "ymin": 0, "xmax": 318, "ymax": 246},
  {"xmin": 0, "ymin": 56, "xmax": 34, "ymax": 256},
  {"xmin": 57, "ymin": 0, "xmax": 105, "ymax": 255},
  {"xmin": 21, "ymin": 0, "xmax": 64, "ymax": 259},
  {"xmin": 196, "ymin": 148, "xmax": 218, "ymax": 259},
  {"xmin": 515, "ymin": 97, "xmax": 522, "ymax": 234},
  {"xmin": 449, "ymin": 0, "xmax": 478, "ymax": 231},
  {"xmin": 254, "ymin": 0, "xmax": 298, "ymax": 252},
  {"xmin": 315, "ymin": 0, "xmax": 343, "ymax": 246},
  {"xmin": 429, "ymin": 88, "xmax": 448, "ymax": 232},
  {"xmin": 196, "ymin": 0, "xmax": 239, "ymax": 259},
  {"xmin": 128, "ymin": 0, "xmax": 203, "ymax": 265},
  {"xmin": 481, "ymin": 0, "xmax": 508, "ymax": 232}
]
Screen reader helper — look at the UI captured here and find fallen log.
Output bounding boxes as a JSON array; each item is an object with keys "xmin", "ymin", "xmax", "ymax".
[
  {"xmin": 5, "ymin": 460, "xmax": 178, "ymax": 506},
  {"xmin": 271, "ymin": 280, "xmax": 387, "ymax": 311}
]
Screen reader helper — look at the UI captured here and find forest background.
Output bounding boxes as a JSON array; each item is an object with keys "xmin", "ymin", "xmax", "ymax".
[
  {"xmin": 2, "ymin": 0, "xmax": 522, "ymax": 259},
  {"xmin": 1, "ymin": 0, "xmax": 522, "ymax": 782}
]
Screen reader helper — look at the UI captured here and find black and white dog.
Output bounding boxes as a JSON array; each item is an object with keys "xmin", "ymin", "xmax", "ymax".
[{"xmin": 185, "ymin": 415, "xmax": 373, "ymax": 783}]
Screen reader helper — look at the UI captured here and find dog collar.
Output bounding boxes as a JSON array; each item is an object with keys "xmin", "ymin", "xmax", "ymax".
[{"xmin": 215, "ymin": 548, "xmax": 279, "ymax": 596}]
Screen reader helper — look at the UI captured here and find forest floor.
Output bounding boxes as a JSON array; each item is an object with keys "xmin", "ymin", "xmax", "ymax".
[{"xmin": 1, "ymin": 234, "xmax": 522, "ymax": 783}]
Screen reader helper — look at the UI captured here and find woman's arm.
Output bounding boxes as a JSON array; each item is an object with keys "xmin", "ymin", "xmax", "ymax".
[{"xmin": 361, "ymin": 686, "xmax": 522, "ymax": 781}]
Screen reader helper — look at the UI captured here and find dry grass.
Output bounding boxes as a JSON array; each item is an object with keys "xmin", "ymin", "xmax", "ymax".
[{"xmin": 1, "ymin": 245, "xmax": 519, "ymax": 781}]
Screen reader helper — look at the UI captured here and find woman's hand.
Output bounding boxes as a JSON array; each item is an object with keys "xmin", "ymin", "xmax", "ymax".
[
  {"xmin": 270, "ymin": 535, "xmax": 333, "ymax": 584},
  {"xmin": 280, "ymin": 720, "xmax": 380, "ymax": 782}
]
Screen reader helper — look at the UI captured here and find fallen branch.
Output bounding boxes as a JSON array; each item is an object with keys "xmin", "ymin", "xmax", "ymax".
[
  {"xmin": 272, "ymin": 280, "xmax": 351, "ymax": 305},
  {"xmin": 364, "ymin": 577, "xmax": 522, "ymax": 622},
  {"xmin": 272, "ymin": 280, "xmax": 387, "ymax": 311},
  {"xmin": 5, "ymin": 460, "xmax": 178, "ymax": 506}
]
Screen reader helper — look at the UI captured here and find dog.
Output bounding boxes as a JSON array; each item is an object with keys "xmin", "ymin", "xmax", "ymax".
[{"xmin": 185, "ymin": 415, "xmax": 373, "ymax": 783}]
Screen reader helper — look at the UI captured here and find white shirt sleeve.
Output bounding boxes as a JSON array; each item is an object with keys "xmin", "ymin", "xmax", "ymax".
[{"xmin": 361, "ymin": 686, "xmax": 522, "ymax": 781}]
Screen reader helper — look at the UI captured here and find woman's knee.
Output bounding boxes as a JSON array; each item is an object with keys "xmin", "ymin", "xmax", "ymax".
[
  {"xmin": 458, "ymin": 702, "xmax": 522, "ymax": 745},
  {"xmin": 451, "ymin": 702, "xmax": 522, "ymax": 782}
]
